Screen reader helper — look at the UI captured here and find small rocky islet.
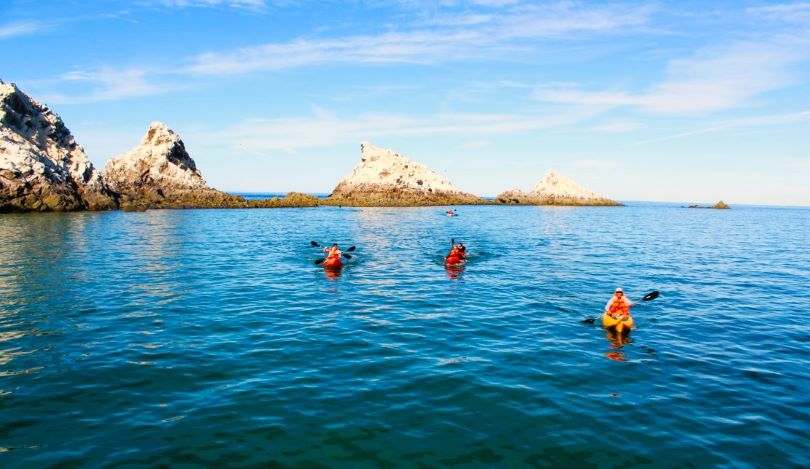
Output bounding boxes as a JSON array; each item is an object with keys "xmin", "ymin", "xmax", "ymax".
[{"xmin": 2, "ymin": 80, "xmax": 626, "ymax": 212}]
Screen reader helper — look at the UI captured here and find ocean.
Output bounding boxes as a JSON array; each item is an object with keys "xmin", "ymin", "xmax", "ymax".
[{"xmin": 1, "ymin": 204, "xmax": 808, "ymax": 466}]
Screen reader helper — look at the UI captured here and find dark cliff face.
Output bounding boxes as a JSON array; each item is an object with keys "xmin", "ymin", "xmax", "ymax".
[{"xmin": 0, "ymin": 81, "xmax": 117, "ymax": 212}]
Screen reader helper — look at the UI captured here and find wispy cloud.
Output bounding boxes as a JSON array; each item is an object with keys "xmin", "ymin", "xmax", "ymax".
[
  {"xmin": 746, "ymin": 2, "xmax": 810, "ymax": 22},
  {"xmin": 48, "ymin": 2, "xmax": 654, "ymax": 102},
  {"xmin": 148, "ymin": 0, "xmax": 275, "ymax": 13},
  {"xmin": 189, "ymin": 106, "xmax": 598, "ymax": 152},
  {"xmin": 0, "ymin": 21, "xmax": 46, "ymax": 39},
  {"xmin": 591, "ymin": 120, "xmax": 642, "ymax": 133},
  {"xmin": 183, "ymin": 3, "xmax": 654, "ymax": 75},
  {"xmin": 633, "ymin": 110, "xmax": 810, "ymax": 145},
  {"xmin": 41, "ymin": 68, "xmax": 180, "ymax": 104},
  {"xmin": 536, "ymin": 38, "xmax": 810, "ymax": 114}
]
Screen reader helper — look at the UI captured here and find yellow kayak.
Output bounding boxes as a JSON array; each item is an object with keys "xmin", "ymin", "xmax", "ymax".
[{"xmin": 602, "ymin": 313, "xmax": 634, "ymax": 333}]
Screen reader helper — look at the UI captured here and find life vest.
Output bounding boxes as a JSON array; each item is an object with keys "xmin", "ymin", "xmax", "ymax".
[
  {"xmin": 609, "ymin": 295, "xmax": 630, "ymax": 316},
  {"xmin": 326, "ymin": 248, "xmax": 341, "ymax": 260}
]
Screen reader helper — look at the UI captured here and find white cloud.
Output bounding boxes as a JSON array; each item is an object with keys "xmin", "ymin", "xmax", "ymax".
[
  {"xmin": 150, "ymin": 0, "xmax": 273, "ymax": 12},
  {"xmin": 747, "ymin": 2, "xmax": 810, "ymax": 22},
  {"xmin": 0, "ymin": 21, "xmax": 45, "ymax": 39},
  {"xmin": 569, "ymin": 159, "xmax": 617, "ymax": 169},
  {"xmin": 36, "ymin": 2, "xmax": 654, "ymax": 101},
  {"xmin": 183, "ymin": 3, "xmax": 653, "ymax": 75},
  {"xmin": 188, "ymin": 107, "xmax": 598, "ymax": 152},
  {"xmin": 536, "ymin": 39, "xmax": 810, "ymax": 114},
  {"xmin": 41, "ymin": 68, "xmax": 178, "ymax": 104},
  {"xmin": 633, "ymin": 110, "xmax": 810, "ymax": 145},
  {"xmin": 591, "ymin": 120, "xmax": 642, "ymax": 133}
]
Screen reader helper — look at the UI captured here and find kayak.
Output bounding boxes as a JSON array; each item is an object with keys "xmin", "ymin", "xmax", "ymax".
[
  {"xmin": 322, "ymin": 257, "xmax": 343, "ymax": 268},
  {"xmin": 445, "ymin": 255, "xmax": 465, "ymax": 265},
  {"xmin": 602, "ymin": 313, "xmax": 634, "ymax": 333}
]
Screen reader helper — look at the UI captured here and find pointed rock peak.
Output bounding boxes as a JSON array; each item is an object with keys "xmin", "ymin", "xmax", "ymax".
[
  {"xmin": 1, "ymin": 82, "xmax": 116, "ymax": 211},
  {"xmin": 142, "ymin": 121, "xmax": 177, "ymax": 146},
  {"xmin": 326, "ymin": 142, "xmax": 487, "ymax": 206},
  {"xmin": 336, "ymin": 141, "xmax": 462, "ymax": 194},
  {"xmin": 104, "ymin": 122, "xmax": 208, "ymax": 194},
  {"xmin": 532, "ymin": 169, "xmax": 594, "ymax": 195}
]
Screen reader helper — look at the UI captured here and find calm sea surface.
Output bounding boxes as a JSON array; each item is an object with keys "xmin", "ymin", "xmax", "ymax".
[{"xmin": 1, "ymin": 204, "xmax": 808, "ymax": 467}]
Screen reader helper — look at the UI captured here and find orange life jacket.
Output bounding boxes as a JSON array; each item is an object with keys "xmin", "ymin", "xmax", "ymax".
[
  {"xmin": 609, "ymin": 295, "xmax": 630, "ymax": 316},
  {"xmin": 326, "ymin": 247, "xmax": 341, "ymax": 260}
]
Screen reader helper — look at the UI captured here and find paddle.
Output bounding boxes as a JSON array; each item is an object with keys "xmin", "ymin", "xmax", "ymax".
[
  {"xmin": 581, "ymin": 290, "xmax": 659, "ymax": 324},
  {"xmin": 311, "ymin": 241, "xmax": 355, "ymax": 251},
  {"xmin": 313, "ymin": 242, "xmax": 355, "ymax": 264}
]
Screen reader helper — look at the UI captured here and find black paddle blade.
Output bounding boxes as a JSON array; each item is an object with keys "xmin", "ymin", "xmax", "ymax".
[
  {"xmin": 642, "ymin": 290, "xmax": 660, "ymax": 302},
  {"xmin": 311, "ymin": 241, "xmax": 320, "ymax": 247},
  {"xmin": 342, "ymin": 253, "xmax": 352, "ymax": 259},
  {"xmin": 582, "ymin": 318, "xmax": 596, "ymax": 324},
  {"xmin": 314, "ymin": 258, "xmax": 325, "ymax": 265},
  {"xmin": 347, "ymin": 246, "xmax": 356, "ymax": 252}
]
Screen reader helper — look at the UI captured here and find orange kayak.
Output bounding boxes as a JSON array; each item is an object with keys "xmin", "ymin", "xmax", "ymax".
[
  {"xmin": 445, "ymin": 255, "xmax": 464, "ymax": 265},
  {"xmin": 322, "ymin": 257, "xmax": 343, "ymax": 268}
]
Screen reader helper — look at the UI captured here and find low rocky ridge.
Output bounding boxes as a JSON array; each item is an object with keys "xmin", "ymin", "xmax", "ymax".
[
  {"xmin": 323, "ymin": 142, "xmax": 488, "ymax": 206},
  {"xmin": 687, "ymin": 200, "xmax": 730, "ymax": 209},
  {"xmin": 496, "ymin": 169, "xmax": 621, "ymax": 206},
  {"xmin": 0, "ymin": 80, "xmax": 116, "ymax": 211}
]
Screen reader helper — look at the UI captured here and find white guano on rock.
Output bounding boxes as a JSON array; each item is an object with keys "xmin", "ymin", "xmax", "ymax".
[{"xmin": 0, "ymin": 80, "xmax": 116, "ymax": 211}]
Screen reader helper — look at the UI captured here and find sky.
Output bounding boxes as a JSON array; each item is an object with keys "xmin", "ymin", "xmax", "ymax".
[{"xmin": 1, "ymin": 0, "xmax": 809, "ymax": 205}]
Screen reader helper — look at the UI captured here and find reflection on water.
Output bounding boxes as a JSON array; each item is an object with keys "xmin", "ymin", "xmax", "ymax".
[
  {"xmin": 604, "ymin": 329, "xmax": 633, "ymax": 361},
  {"xmin": 1, "ymin": 205, "xmax": 809, "ymax": 467},
  {"xmin": 323, "ymin": 266, "xmax": 342, "ymax": 280},
  {"xmin": 445, "ymin": 264, "xmax": 464, "ymax": 280}
]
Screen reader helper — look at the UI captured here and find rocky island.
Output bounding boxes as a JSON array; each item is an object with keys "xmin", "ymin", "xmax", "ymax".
[
  {"xmin": 2, "ymin": 80, "xmax": 623, "ymax": 212},
  {"xmin": 0, "ymin": 81, "xmax": 316, "ymax": 212},
  {"xmin": 496, "ymin": 169, "xmax": 621, "ymax": 206},
  {"xmin": 322, "ymin": 142, "xmax": 488, "ymax": 206},
  {"xmin": 1, "ymin": 80, "xmax": 117, "ymax": 212},
  {"xmin": 687, "ymin": 201, "xmax": 730, "ymax": 209}
]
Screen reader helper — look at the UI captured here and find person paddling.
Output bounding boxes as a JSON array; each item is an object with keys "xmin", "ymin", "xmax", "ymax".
[
  {"xmin": 445, "ymin": 242, "xmax": 466, "ymax": 264},
  {"xmin": 603, "ymin": 287, "xmax": 635, "ymax": 332},
  {"xmin": 605, "ymin": 288, "xmax": 634, "ymax": 317},
  {"xmin": 323, "ymin": 243, "xmax": 342, "ymax": 267}
]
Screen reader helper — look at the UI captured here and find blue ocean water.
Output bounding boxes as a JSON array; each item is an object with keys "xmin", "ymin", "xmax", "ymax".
[{"xmin": 1, "ymin": 204, "xmax": 808, "ymax": 467}]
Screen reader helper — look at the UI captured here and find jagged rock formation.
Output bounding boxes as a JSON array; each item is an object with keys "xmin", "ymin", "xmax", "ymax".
[
  {"xmin": 496, "ymin": 169, "xmax": 620, "ymax": 206},
  {"xmin": 323, "ymin": 142, "xmax": 487, "ymax": 206},
  {"xmin": 104, "ymin": 122, "xmax": 247, "ymax": 209},
  {"xmin": 0, "ymin": 80, "xmax": 117, "ymax": 212}
]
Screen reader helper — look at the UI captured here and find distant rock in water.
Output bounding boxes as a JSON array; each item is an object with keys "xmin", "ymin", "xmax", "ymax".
[
  {"xmin": 496, "ymin": 169, "xmax": 620, "ymax": 206},
  {"xmin": 687, "ymin": 200, "xmax": 730, "ymax": 209},
  {"xmin": 0, "ymin": 80, "xmax": 117, "ymax": 212},
  {"xmin": 104, "ymin": 122, "xmax": 243, "ymax": 209},
  {"xmin": 323, "ymin": 142, "xmax": 487, "ymax": 206}
]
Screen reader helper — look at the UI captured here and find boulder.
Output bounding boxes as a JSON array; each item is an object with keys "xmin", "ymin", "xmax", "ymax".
[
  {"xmin": 323, "ymin": 142, "xmax": 487, "ymax": 206},
  {"xmin": 0, "ymin": 80, "xmax": 117, "ymax": 212}
]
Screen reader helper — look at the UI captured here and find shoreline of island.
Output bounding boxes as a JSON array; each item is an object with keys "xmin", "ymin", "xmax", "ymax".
[{"xmin": 2, "ymin": 80, "xmax": 733, "ymax": 213}]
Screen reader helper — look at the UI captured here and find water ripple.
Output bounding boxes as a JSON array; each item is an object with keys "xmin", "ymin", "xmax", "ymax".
[{"xmin": 0, "ymin": 205, "xmax": 809, "ymax": 466}]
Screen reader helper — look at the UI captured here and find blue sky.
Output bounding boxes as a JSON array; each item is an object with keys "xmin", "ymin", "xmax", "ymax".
[{"xmin": 2, "ymin": 0, "xmax": 809, "ymax": 205}]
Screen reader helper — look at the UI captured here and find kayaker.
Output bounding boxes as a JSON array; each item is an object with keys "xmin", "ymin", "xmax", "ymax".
[
  {"xmin": 323, "ymin": 243, "xmax": 342, "ymax": 263},
  {"xmin": 604, "ymin": 288, "xmax": 634, "ymax": 318},
  {"xmin": 446, "ymin": 243, "xmax": 466, "ymax": 262}
]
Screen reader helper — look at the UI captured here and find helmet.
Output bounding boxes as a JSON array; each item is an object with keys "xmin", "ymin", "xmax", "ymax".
[{"xmin": 615, "ymin": 287, "xmax": 623, "ymax": 293}]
